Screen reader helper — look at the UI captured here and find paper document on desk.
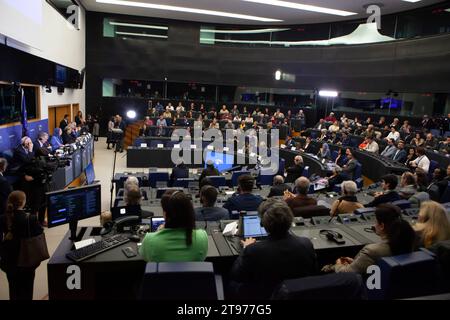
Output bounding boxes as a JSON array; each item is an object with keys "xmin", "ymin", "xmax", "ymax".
[
  {"xmin": 223, "ymin": 221, "xmax": 238, "ymax": 237},
  {"xmin": 74, "ymin": 238, "xmax": 96, "ymax": 250}
]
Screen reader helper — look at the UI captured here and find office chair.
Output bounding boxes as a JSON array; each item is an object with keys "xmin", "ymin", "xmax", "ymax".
[
  {"xmin": 292, "ymin": 205, "xmax": 330, "ymax": 219},
  {"xmin": 391, "ymin": 199, "xmax": 411, "ymax": 210},
  {"xmin": 140, "ymin": 262, "xmax": 224, "ymax": 300},
  {"xmin": 353, "ymin": 162, "xmax": 362, "ymax": 180},
  {"xmin": 173, "ymin": 178, "xmax": 195, "ymax": 188},
  {"xmin": 149, "ymin": 172, "xmax": 169, "ymax": 188},
  {"xmin": 231, "ymin": 171, "xmax": 250, "ymax": 187},
  {"xmin": 428, "ymin": 160, "xmax": 439, "ymax": 181},
  {"xmin": 257, "ymin": 173, "xmax": 274, "ymax": 186},
  {"xmin": 208, "ymin": 176, "xmax": 227, "ymax": 188},
  {"xmin": 440, "ymin": 182, "xmax": 450, "ymax": 203},
  {"xmin": 272, "ymin": 272, "xmax": 367, "ymax": 300},
  {"xmin": 369, "ymin": 250, "xmax": 442, "ymax": 300}
]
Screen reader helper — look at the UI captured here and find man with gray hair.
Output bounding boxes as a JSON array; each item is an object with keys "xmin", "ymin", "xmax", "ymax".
[
  {"xmin": 284, "ymin": 176, "xmax": 317, "ymax": 211},
  {"xmin": 0, "ymin": 157, "xmax": 13, "ymax": 213},
  {"xmin": 123, "ymin": 176, "xmax": 140, "ymax": 199},
  {"xmin": 267, "ymin": 175, "xmax": 292, "ymax": 198},
  {"xmin": 285, "ymin": 155, "xmax": 304, "ymax": 183}
]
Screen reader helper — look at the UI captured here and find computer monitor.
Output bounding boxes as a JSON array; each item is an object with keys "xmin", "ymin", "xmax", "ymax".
[
  {"xmin": 242, "ymin": 215, "xmax": 268, "ymax": 239},
  {"xmin": 111, "ymin": 205, "xmax": 142, "ymax": 221},
  {"xmin": 46, "ymin": 184, "xmax": 101, "ymax": 228},
  {"xmin": 204, "ymin": 151, "xmax": 234, "ymax": 173},
  {"xmin": 85, "ymin": 163, "xmax": 95, "ymax": 185}
]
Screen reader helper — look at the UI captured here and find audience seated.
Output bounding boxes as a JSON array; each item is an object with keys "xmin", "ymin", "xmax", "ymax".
[
  {"xmin": 285, "ymin": 155, "xmax": 304, "ymax": 184},
  {"xmin": 365, "ymin": 174, "xmax": 400, "ymax": 207},
  {"xmin": 327, "ymin": 204, "xmax": 415, "ymax": 275},
  {"xmin": 139, "ymin": 190, "xmax": 208, "ymax": 262},
  {"xmin": 267, "ymin": 175, "xmax": 292, "ymax": 198},
  {"xmin": 230, "ymin": 198, "xmax": 317, "ymax": 299},
  {"xmin": 330, "ymin": 181, "xmax": 363, "ymax": 216},
  {"xmin": 398, "ymin": 172, "xmax": 430, "ymax": 208},
  {"xmin": 223, "ymin": 175, "xmax": 263, "ymax": 214},
  {"xmin": 409, "ymin": 147, "xmax": 430, "ymax": 174},
  {"xmin": 413, "ymin": 201, "xmax": 450, "ymax": 249},
  {"xmin": 284, "ymin": 177, "xmax": 317, "ymax": 211},
  {"xmin": 194, "ymin": 185, "xmax": 229, "ymax": 221}
]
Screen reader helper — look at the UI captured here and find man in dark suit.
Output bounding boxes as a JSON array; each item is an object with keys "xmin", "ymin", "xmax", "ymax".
[
  {"xmin": 314, "ymin": 119, "xmax": 325, "ymax": 130},
  {"xmin": 267, "ymin": 175, "xmax": 292, "ymax": 198},
  {"xmin": 59, "ymin": 114, "xmax": 69, "ymax": 131},
  {"xmin": 223, "ymin": 175, "xmax": 263, "ymax": 214},
  {"xmin": 284, "ymin": 135, "xmax": 294, "ymax": 148},
  {"xmin": 199, "ymin": 160, "xmax": 220, "ymax": 184},
  {"xmin": 33, "ymin": 132, "xmax": 51, "ymax": 155},
  {"xmin": 285, "ymin": 155, "xmax": 304, "ymax": 183},
  {"xmin": 230, "ymin": 198, "xmax": 317, "ymax": 299},
  {"xmin": 194, "ymin": 185, "xmax": 229, "ymax": 221},
  {"xmin": 285, "ymin": 177, "xmax": 317, "ymax": 211},
  {"xmin": 12, "ymin": 137, "xmax": 35, "ymax": 175},
  {"xmin": 342, "ymin": 148, "xmax": 358, "ymax": 180},
  {"xmin": 365, "ymin": 174, "xmax": 400, "ymax": 207},
  {"xmin": 392, "ymin": 140, "xmax": 407, "ymax": 163},
  {"xmin": 0, "ymin": 158, "xmax": 13, "ymax": 214},
  {"xmin": 169, "ymin": 162, "xmax": 189, "ymax": 187}
]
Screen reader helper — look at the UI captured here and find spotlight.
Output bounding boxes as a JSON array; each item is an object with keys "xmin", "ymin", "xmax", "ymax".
[
  {"xmin": 126, "ymin": 110, "xmax": 137, "ymax": 119},
  {"xmin": 319, "ymin": 90, "xmax": 338, "ymax": 97},
  {"xmin": 275, "ymin": 70, "xmax": 282, "ymax": 81}
]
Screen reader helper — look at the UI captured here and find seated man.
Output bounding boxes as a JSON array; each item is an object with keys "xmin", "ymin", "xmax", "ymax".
[
  {"xmin": 230, "ymin": 198, "xmax": 317, "ymax": 299},
  {"xmin": 169, "ymin": 162, "xmax": 189, "ymax": 187},
  {"xmin": 380, "ymin": 138, "xmax": 397, "ymax": 159},
  {"xmin": 342, "ymin": 148, "xmax": 358, "ymax": 180},
  {"xmin": 392, "ymin": 140, "xmax": 407, "ymax": 163},
  {"xmin": 194, "ymin": 185, "xmax": 229, "ymax": 221},
  {"xmin": 199, "ymin": 160, "xmax": 219, "ymax": 184},
  {"xmin": 267, "ymin": 175, "xmax": 292, "ymax": 198},
  {"xmin": 364, "ymin": 136, "xmax": 379, "ymax": 153},
  {"xmin": 365, "ymin": 174, "xmax": 400, "ymax": 207},
  {"xmin": 33, "ymin": 132, "xmax": 51, "ymax": 155},
  {"xmin": 284, "ymin": 177, "xmax": 317, "ymax": 211},
  {"xmin": 223, "ymin": 175, "xmax": 263, "ymax": 214},
  {"xmin": 285, "ymin": 155, "xmax": 304, "ymax": 184}
]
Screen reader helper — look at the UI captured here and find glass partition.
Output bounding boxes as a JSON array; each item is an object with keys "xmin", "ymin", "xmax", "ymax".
[{"xmin": 103, "ymin": 18, "xmax": 168, "ymax": 40}]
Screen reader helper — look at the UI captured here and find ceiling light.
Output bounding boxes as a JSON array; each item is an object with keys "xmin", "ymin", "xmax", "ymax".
[
  {"xmin": 115, "ymin": 31, "xmax": 168, "ymax": 39},
  {"xmin": 96, "ymin": 0, "xmax": 282, "ymax": 22},
  {"xmin": 200, "ymin": 28, "xmax": 289, "ymax": 34},
  {"xmin": 243, "ymin": 0, "xmax": 357, "ymax": 16},
  {"xmin": 401, "ymin": 0, "xmax": 422, "ymax": 3},
  {"xmin": 319, "ymin": 90, "xmax": 338, "ymax": 97},
  {"xmin": 109, "ymin": 22, "xmax": 168, "ymax": 30},
  {"xmin": 126, "ymin": 110, "xmax": 137, "ymax": 119},
  {"xmin": 275, "ymin": 70, "xmax": 282, "ymax": 80}
]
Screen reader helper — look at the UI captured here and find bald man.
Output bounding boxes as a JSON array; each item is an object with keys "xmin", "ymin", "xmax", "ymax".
[
  {"xmin": 267, "ymin": 175, "xmax": 292, "ymax": 198},
  {"xmin": 285, "ymin": 155, "xmax": 304, "ymax": 183}
]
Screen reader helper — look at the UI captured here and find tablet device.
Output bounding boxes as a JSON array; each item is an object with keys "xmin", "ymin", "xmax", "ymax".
[
  {"xmin": 150, "ymin": 217, "xmax": 165, "ymax": 232},
  {"xmin": 242, "ymin": 215, "xmax": 268, "ymax": 239}
]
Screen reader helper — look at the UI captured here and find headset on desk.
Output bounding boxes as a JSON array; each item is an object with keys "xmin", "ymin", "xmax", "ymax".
[{"xmin": 319, "ymin": 229, "xmax": 345, "ymax": 245}]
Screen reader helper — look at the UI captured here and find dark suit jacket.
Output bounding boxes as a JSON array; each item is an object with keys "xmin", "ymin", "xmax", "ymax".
[
  {"xmin": 0, "ymin": 174, "xmax": 13, "ymax": 213},
  {"xmin": 12, "ymin": 145, "xmax": 35, "ymax": 174},
  {"xmin": 285, "ymin": 164, "xmax": 304, "ymax": 184},
  {"xmin": 392, "ymin": 149, "xmax": 407, "ymax": 163},
  {"xmin": 286, "ymin": 194, "xmax": 317, "ymax": 211},
  {"xmin": 342, "ymin": 159, "xmax": 358, "ymax": 180},
  {"xmin": 365, "ymin": 190, "xmax": 400, "ymax": 207},
  {"xmin": 268, "ymin": 184, "xmax": 292, "ymax": 198},
  {"xmin": 194, "ymin": 207, "xmax": 229, "ymax": 221},
  {"xmin": 169, "ymin": 165, "xmax": 189, "ymax": 186},
  {"xmin": 199, "ymin": 166, "xmax": 219, "ymax": 183},
  {"xmin": 59, "ymin": 119, "xmax": 68, "ymax": 131},
  {"xmin": 230, "ymin": 233, "xmax": 317, "ymax": 299},
  {"xmin": 223, "ymin": 193, "xmax": 263, "ymax": 214}
]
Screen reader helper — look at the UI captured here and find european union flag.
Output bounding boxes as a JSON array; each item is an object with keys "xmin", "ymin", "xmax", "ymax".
[{"xmin": 21, "ymin": 88, "xmax": 28, "ymax": 137}]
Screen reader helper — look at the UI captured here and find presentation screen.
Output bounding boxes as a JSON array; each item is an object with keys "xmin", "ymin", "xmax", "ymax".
[{"xmin": 205, "ymin": 151, "xmax": 234, "ymax": 173}]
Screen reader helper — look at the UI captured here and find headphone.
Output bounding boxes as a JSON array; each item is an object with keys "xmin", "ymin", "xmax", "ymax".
[{"xmin": 319, "ymin": 229, "xmax": 345, "ymax": 245}]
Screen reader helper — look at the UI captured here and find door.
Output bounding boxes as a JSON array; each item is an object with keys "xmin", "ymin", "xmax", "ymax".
[{"xmin": 48, "ymin": 104, "xmax": 71, "ymax": 134}]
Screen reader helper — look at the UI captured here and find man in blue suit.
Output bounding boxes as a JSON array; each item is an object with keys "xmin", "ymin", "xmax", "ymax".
[
  {"xmin": 392, "ymin": 140, "xmax": 407, "ymax": 163},
  {"xmin": 223, "ymin": 175, "xmax": 263, "ymax": 214}
]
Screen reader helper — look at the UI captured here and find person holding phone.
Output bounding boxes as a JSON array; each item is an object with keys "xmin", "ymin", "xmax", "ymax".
[{"xmin": 139, "ymin": 190, "xmax": 208, "ymax": 262}]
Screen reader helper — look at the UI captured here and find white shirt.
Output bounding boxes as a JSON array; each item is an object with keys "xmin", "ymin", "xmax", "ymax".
[
  {"xmin": 386, "ymin": 131, "xmax": 400, "ymax": 141},
  {"xmin": 365, "ymin": 141, "xmax": 379, "ymax": 153},
  {"xmin": 176, "ymin": 106, "xmax": 184, "ymax": 112},
  {"xmin": 415, "ymin": 155, "xmax": 430, "ymax": 173}
]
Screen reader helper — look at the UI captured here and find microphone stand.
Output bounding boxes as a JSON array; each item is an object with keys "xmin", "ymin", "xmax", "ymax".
[{"xmin": 110, "ymin": 146, "xmax": 118, "ymax": 210}]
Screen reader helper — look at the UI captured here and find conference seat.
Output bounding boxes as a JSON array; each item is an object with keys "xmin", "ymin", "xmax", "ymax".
[
  {"xmin": 354, "ymin": 162, "xmax": 362, "ymax": 180},
  {"xmin": 115, "ymin": 188, "xmax": 149, "ymax": 200},
  {"xmin": 149, "ymin": 172, "xmax": 170, "ymax": 188},
  {"xmin": 257, "ymin": 172, "xmax": 274, "ymax": 186},
  {"xmin": 139, "ymin": 262, "xmax": 224, "ymax": 300},
  {"xmin": 149, "ymin": 140, "xmax": 164, "ymax": 148},
  {"xmin": 428, "ymin": 160, "xmax": 440, "ymax": 181},
  {"xmin": 369, "ymin": 251, "xmax": 442, "ymax": 300},
  {"xmin": 429, "ymin": 240, "xmax": 450, "ymax": 291},
  {"xmin": 208, "ymin": 176, "xmax": 227, "ymax": 188},
  {"xmin": 173, "ymin": 178, "xmax": 196, "ymax": 188},
  {"xmin": 271, "ymin": 272, "xmax": 367, "ymax": 300},
  {"xmin": 292, "ymin": 205, "xmax": 330, "ymax": 218},
  {"xmin": 231, "ymin": 171, "xmax": 250, "ymax": 187},
  {"xmin": 440, "ymin": 182, "xmax": 450, "ymax": 203}
]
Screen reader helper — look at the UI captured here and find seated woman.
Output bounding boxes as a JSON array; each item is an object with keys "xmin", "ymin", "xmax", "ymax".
[
  {"xmin": 330, "ymin": 181, "xmax": 363, "ymax": 217},
  {"xmin": 50, "ymin": 128, "xmax": 64, "ymax": 151},
  {"xmin": 411, "ymin": 133, "xmax": 425, "ymax": 147},
  {"xmin": 139, "ymin": 190, "xmax": 208, "ymax": 262},
  {"xmin": 329, "ymin": 204, "xmax": 416, "ymax": 275},
  {"xmin": 413, "ymin": 201, "xmax": 450, "ymax": 248},
  {"xmin": 398, "ymin": 172, "xmax": 430, "ymax": 208},
  {"xmin": 62, "ymin": 126, "xmax": 76, "ymax": 144},
  {"xmin": 138, "ymin": 124, "xmax": 150, "ymax": 136},
  {"xmin": 318, "ymin": 142, "xmax": 331, "ymax": 160},
  {"xmin": 334, "ymin": 148, "xmax": 347, "ymax": 167},
  {"xmin": 230, "ymin": 198, "xmax": 317, "ymax": 299}
]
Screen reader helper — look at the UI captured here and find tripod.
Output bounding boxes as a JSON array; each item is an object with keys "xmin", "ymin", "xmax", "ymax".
[{"xmin": 109, "ymin": 147, "xmax": 119, "ymax": 210}]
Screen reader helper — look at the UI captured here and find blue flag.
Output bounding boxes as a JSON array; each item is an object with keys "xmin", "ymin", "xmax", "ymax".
[{"xmin": 21, "ymin": 88, "xmax": 28, "ymax": 137}]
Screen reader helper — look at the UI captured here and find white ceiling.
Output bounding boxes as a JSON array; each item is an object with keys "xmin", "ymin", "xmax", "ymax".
[{"xmin": 79, "ymin": 0, "xmax": 445, "ymax": 25}]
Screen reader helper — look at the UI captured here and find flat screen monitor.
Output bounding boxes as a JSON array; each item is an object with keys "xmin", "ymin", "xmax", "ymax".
[
  {"xmin": 55, "ymin": 64, "xmax": 67, "ymax": 85},
  {"xmin": 242, "ymin": 215, "xmax": 268, "ymax": 239},
  {"xmin": 204, "ymin": 151, "xmax": 234, "ymax": 173},
  {"xmin": 46, "ymin": 184, "xmax": 101, "ymax": 228},
  {"xmin": 85, "ymin": 163, "xmax": 95, "ymax": 185}
]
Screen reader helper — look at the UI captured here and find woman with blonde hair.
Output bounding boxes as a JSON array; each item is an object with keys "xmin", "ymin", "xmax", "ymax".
[{"xmin": 414, "ymin": 201, "xmax": 450, "ymax": 248}]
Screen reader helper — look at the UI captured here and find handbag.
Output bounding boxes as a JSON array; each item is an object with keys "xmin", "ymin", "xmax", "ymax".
[{"xmin": 17, "ymin": 213, "xmax": 50, "ymax": 268}]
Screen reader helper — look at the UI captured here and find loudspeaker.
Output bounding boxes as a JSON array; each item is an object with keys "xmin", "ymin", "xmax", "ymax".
[{"xmin": 57, "ymin": 86, "xmax": 65, "ymax": 94}]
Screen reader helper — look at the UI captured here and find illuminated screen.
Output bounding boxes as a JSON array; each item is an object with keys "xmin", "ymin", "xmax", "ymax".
[{"xmin": 204, "ymin": 151, "xmax": 234, "ymax": 172}]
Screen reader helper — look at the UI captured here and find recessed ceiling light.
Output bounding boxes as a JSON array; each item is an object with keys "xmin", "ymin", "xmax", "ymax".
[
  {"xmin": 115, "ymin": 31, "xmax": 168, "ymax": 39},
  {"xmin": 200, "ymin": 28, "xmax": 290, "ymax": 34},
  {"xmin": 243, "ymin": 0, "xmax": 357, "ymax": 17},
  {"xmin": 401, "ymin": 0, "xmax": 422, "ymax": 3},
  {"xmin": 96, "ymin": 0, "xmax": 282, "ymax": 22}
]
